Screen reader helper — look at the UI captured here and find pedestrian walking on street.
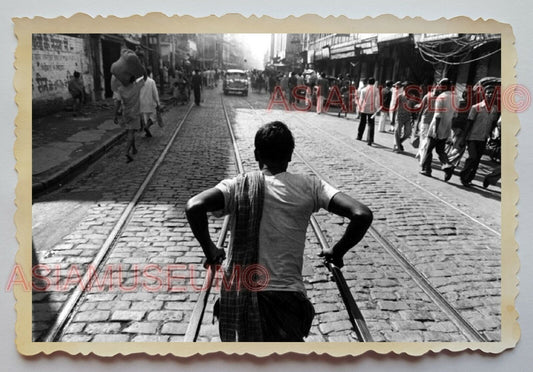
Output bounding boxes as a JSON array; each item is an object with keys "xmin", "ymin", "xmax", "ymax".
[
  {"xmin": 186, "ymin": 121, "xmax": 373, "ymax": 342},
  {"xmin": 420, "ymin": 78, "xmax": 456, "ymax": 179},
  {"xmin": 357, "ymin": 77, "xmax": 380, "ymax": 146},
  {"xmin": 337, "ymin": 76, "xmax": 351, "ymax": 118},
  {"xmin": 288, "ymin": 71, "xmax": 298, "ymax": 105},
  {"xmin": 389, "ymin": 81, "xmax": 403, "ymax": 132},
  {"xmin": 415, "ymin": 85, "xmax": 443, "ymax": 164},
  {"xmin": 192, "ymin": 69, "xmax": 202, "ymax": 106},
  {"xmin": 280, "ymin": 73, "xmax": 290, "ymax": 104},
  {"xmin": 458, "ymin": 87, "xmax": 500, "ymax": 187},
  {"xmin": 377, "ymin": 80, "xmax": 393, "ymax": 132},
  {"xmin": 139, "ymin": 68, "xmax": 160, "ymax": 138},
  {"xmin": 296, "ymin": 72, "xmax": 305, "ymax": 104},
  {"xmin": 355, "ymin": 78, "xmax": 368, "ymax": 120},
  {"xmin": 68, "ymin": 71, "xmax": 85, "ymax": 117},
  {"xmin": 392, "ymin": 82, "xmax": 419, "ymax": 153},
  {"xmin": 316, "ymin": 72, "xmax": 329, "ymax": 114},
  {"xmin": 446, "ymin": 89, "xmax": 470, "ymax": 171},
  {"xmin": 112, "ymin": 74, "xmax": 145, "ymax": 163}
]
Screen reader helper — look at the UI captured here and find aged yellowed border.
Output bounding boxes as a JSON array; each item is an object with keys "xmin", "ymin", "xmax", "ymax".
[{"xmin": 14, "ymin": 13, "xmax": 519, "ymax": 357}]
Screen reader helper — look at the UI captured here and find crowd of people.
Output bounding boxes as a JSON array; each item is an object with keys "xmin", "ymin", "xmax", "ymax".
[{"xmin": 266, "ymin": 71, "xmax": 501, "ymax": 190}]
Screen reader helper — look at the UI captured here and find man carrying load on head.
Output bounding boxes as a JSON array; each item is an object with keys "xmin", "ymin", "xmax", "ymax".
[{"xmin": 111, "ymin": 48, "xmax": 146, "ymax": 163}]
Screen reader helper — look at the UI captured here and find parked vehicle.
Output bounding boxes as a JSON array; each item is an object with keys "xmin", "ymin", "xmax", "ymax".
[{"xmin": 223, "ymin": 69, "xmax": 249, "ymax": 96}]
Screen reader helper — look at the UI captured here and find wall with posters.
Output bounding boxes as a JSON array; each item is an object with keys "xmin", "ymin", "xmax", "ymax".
[{"xmin": 32, "ymin": 34, "xmax": 94, "ymax": 117}]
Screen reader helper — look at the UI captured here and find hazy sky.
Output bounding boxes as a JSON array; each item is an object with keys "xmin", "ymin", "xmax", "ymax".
[{"xmin": 236, "ymin": 34, "xmax": 271, "ymax": 69}]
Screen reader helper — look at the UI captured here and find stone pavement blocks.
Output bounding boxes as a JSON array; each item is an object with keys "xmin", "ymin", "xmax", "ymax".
[
  {"xmin": 92, "ymin": 334, "xmax": 131, "ymax": 342},
  {"xmin": 84, "ymin": 322, "xmax": 122, "ymax": 334},
  {"xmin": 96, "ymin": 300, "xmax": 131, "ymax": 310},
  {"xmin": 327, "ymin": 335, "xmax": 352, "ymax": 342},
  {"xmin": 155, "ymin": 293, "xmax": 189, "ymax": 301},
  {"xmin": 131, "ymin": 335, "xmax": 170, "ymax": 342},
  {"xmin": 62, "ymin": 334, "xmax": 93, "ymax": 342},
  {"xmin": 455, "ymin": 298, "xmax": 485, "ymax": 309},
  {"xmin": 370, "ymin": 289, "xmax": 398, "ymax": 301},
  {"xmin": 383, "ymin": 330, "xmax": 424, "ymax": 342},
  {"xmin": 164, "ymin": 301, "xmax": 196, "ymax": 310},
  {"xmin": 305, "ymin": 334, "xmax": 326, "ymax": 342},
  {"xmin": 73, "ymin": 310, "xmax": 111, "ymax": 322},
  {"xmin": 484, "ymin": 331, "xmax": 501, "ymax": 342},
  {"xmin": 111, "ymin": 310, "xmax": 146, "ymax": 321},
  {"xmin": 123, "ymin": 322, "xmax": 159, "ymax": 334},
  {"xmin": 378, "ymin": 301, "xmax": 410, "ymax": 311},
  {"xmin": 78, "ymin": 302, "xmax": 98, "ymax": 311},
  {"xmin": 318, "ymin": 319, "xmax": 353, "ymax": 334},
  {"xmin": 391, "ymin": 320, "xmax": 427, "ymax": 331},
  {"xmin": 472, "ymin": 318, "xmax": 500, "ymax": 330},
  {"xmin": 313, "ymin": 303, "xmax": 340, "ymax": 314},
  {"xmin": 121, "ymin": 292, "xmax": 155, "ymax": 301},
  {"xmin": 161, "ymin": 322, "xmax": 188, "ymax": 335},
  {"xmin": 63, "ymin": 323, "xmax": 86, "ymax": 334},
  {"xmin": 147, "ymin": 310, "xmax": 184, "ymax": 322},
  {"xmin": 426, "ymin": 321, "xmax": 459, "ymax": 333},
  {"xmin": 130, "ymin": 301, "xmax": 164, "ymax": 311},
  {"xmin": 399, "ymin": 310, "xmax": 434, "ymax": 321},
  {"xmin": 422, "ymin": 331, "xmax": 456, "ymax": 342}
]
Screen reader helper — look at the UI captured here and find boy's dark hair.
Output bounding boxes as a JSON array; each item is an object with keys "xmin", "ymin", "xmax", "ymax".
[
  {"xmin": 73, "ymin": 71, "xmax": 80, "ymax": 78},
  {"xmin": 368, "ymin": 77, "xmax": 376, "ymax": 85},
  {"xmin": 254, "ymin": 121, "xmax": 295, "ymax": 164}
]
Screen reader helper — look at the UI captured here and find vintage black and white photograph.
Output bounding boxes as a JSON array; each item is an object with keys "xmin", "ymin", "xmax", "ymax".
[{"xmin": 23, "ymin": 18, "xmax": 512, "ymax": 353}]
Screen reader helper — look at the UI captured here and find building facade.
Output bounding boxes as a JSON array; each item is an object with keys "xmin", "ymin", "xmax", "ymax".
[{"xmin": 288, "ymin": 33, "xmax": 500, "ymax": 90}]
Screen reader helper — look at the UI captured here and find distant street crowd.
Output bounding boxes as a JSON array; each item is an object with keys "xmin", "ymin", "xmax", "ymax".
[
  {"xmin": 83, "ymin": 46, "xmax": 500, "ymax": 188},
  {"xmin": 260, "ymin": 70, "xmax": 501, "ymax": 190}
]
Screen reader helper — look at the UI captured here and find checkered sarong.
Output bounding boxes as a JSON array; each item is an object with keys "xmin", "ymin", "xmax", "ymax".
[{"xmin": 219, "ymin": 171, "xmax": 265, "ymax": 342}]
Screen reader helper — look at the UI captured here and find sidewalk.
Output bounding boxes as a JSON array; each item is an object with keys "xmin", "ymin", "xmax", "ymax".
[
  {"xmin": 32, "ymin": 93, "xmax": 173, "ymax": 197},
  {"xmin": 32, "ymin": 99, "xmax": 126, "ymax": 196}
]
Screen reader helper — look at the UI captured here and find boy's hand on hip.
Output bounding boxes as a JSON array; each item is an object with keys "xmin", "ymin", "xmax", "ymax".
[{"xmin": 204, "ymin": 245, "xmax": 226, "ymax": 268}]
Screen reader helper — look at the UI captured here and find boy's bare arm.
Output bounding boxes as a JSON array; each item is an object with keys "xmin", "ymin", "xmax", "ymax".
[
  {"xmin": 185, "ymin": 188, "xmax": 227, "ymax": 265},
  {"xmin": 322, "ymin": 192, "xmax": 373, "ymax": 268}
]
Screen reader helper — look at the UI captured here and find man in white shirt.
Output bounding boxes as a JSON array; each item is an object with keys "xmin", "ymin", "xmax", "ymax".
[
  {"xmin": 186, "ymin": 121, "xmax": 373, "ymax": 342},
  {"xmin": 356, "ymin": 77, "xmax": 380, "ymax": 146},
  {"xmin": 420, "ymin": 79, "xmax": 456, "ymax": 179},
  {"xmin": 139, "ymin": 68, "xmax": 160, "ymax": 138}
]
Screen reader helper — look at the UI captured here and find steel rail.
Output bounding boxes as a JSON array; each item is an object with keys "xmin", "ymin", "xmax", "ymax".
[
  {"xmin": 184, "ymin": 97, "xmax": 244, "ymax": 342},
  {"xmin": 309, "ymin": 217, "xmax": 374, "ymax": 342},
  {"xmin": 43, "ymin": 103, "xmax": 195, "ymax": 342}
]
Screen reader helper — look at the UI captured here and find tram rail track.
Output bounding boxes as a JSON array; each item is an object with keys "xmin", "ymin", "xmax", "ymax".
[{"xmin": 42, "ymin": 103, "xmax": 197, "ymax": 342}]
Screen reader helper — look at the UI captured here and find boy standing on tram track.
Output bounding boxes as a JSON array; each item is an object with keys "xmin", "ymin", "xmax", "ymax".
[{"xmin": 186, "ymin": 121, "xmax": 373, "ymax": 342}]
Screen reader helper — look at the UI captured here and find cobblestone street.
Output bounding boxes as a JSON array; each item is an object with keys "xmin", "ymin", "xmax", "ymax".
[{"xmin": 32, "ymin": 87, "xmax": 502, "ymax": 343}]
